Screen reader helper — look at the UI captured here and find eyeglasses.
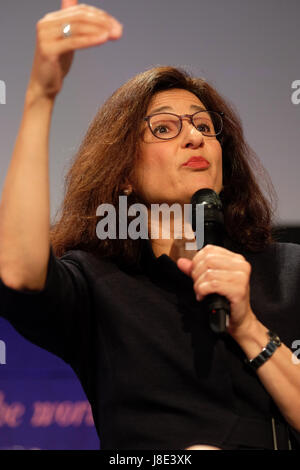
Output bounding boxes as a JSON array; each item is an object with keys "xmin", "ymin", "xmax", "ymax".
[{"xmin": 144, "ymin": 110, "xmax": 225, "ymax": 140}]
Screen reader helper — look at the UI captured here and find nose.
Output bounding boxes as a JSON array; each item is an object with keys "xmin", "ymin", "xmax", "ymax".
[{"xmin": 181, "ymin": 118, "xmax": 204, "ymax": 149}]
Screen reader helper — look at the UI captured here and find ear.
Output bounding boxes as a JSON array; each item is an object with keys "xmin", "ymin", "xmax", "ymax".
[
  {"xmin": 120, "ymin": 182, "xmax": 133, "ymax": 195},
  {"xmin": 123, "ymin": 186, "xmax": 133, "ymax": 196}
]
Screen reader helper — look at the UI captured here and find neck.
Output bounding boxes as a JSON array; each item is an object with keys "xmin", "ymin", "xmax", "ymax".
[
  {"xmin": 148, "ymin": 209, "xmax": 197, "ymax": 261},
  {"xmin": 151, "ymin": 237, "xmax": 197, "ymax": 262}
]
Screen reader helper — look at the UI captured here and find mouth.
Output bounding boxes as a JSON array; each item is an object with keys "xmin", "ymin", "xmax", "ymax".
[{"xmin": 182, "ymin": 156, "xmax": 210, "ymax": 169}]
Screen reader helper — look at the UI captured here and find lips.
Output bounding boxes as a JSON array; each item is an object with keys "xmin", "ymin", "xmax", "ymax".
[{"xmin": 182, "ymin": 156, "xmax": 210, "ymax": 169}]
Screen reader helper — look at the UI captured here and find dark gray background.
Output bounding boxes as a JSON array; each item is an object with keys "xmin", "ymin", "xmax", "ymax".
[{"xmin": 0, "ymin": 0, "xmax": 299, "ymax": 223}]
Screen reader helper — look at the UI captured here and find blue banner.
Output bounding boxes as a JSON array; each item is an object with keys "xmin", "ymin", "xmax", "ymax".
[{"xmin": 0, "ymin": 318, "xmax": 99, "ymax": 450}]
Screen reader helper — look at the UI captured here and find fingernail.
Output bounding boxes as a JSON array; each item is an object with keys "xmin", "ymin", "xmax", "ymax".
[{"xmin": 111, "ymin": 19, "xmax": 123, "ymax": 34}]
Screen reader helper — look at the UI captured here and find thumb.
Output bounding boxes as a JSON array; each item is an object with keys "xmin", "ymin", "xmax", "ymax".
[
  {"xmin": 61, "ymin": 0, "xmax": 78, "ymax": 9},
  {"xmin": 177, "ymin": 257, "xmax": 193, "ymax": 277}
]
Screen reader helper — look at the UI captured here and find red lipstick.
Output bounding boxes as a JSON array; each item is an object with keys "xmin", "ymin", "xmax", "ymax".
[{"xmin": 182, "ymin": 156, "xmax": 210, "ymax": 169}]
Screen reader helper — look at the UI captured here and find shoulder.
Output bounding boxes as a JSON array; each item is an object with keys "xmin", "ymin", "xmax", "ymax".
[
  {"xmin": 251, "ymin": 241, "xmax": 300, "ymax": 262},
  {"xmin": 241, "ymin": 242, "xmax": 300, "ymax": 281},
  {"xmin": 227, "ymin": 238, "xmax": 300, "ymax": 260},
  {"xmin": 57, "ymin": 248, "xmax": 126, "ymax": 279},
  {"xmin": 225, "ymin": 238, "xmax": 300, "ymax": 273}
]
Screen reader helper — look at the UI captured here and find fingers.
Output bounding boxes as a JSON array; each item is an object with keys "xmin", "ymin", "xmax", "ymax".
[
  {"xmin": 193, "ymin": 244, "xmax": 244, "ymax": 262},
  {"xmin": 177, "ymin": 256, "xmax": 248, "ymax": 301},
  {"xmin": 40, "ymin": 15, "xmax": 121, "ymax": 41},
  {"xmin": 194, "ymin": 270, "xmax": 248, "ymax": 301},
  {"xmin": 177, "ymin": 245, "xmax": 251, "ymax": 303},
  {"xmin": 195, "ymin": 268, "xmax": 247, "ymax": 286},
  {"xmin": 37, "ymin": 5, "xmax": 123, "ymax": 55},
  {"xmin": 191, "ymin": 254, "xmax": 250, "ymax": 281},
  {"xmin": 61, "ymin": 0, "xmax": 78, "ymax": 9},
  {"xmin": 177, "ymin": 258, "xmax": 193, "ymax": 276},
  {"xmin": 49, "ymin": 3, "xmax": 121, "ymax": 30},
  {"xmin": 177, "ymin": 245, "xmax": 249, "ymax": 278},
  {"xmin": 44, "ymin": 6, "xmax": 122, "ymax": 31},
  {"xmin": 192, "ymin": 246, "xmax": 250, "ymax": 303},
  {"xmin": 194, "ymin": 278, "xmax": 249, "ymax": 303},
  {"xmin": 191, "ymin": 245, "xmax": 249, "ymax": 277}
]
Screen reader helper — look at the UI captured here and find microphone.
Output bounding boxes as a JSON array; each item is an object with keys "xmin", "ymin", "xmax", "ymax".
[{"xmin": 191, "ymin": 188, "xmax": 230, "ymax": 334}]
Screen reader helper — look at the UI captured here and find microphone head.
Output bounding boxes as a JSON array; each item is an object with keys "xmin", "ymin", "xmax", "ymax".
[
  {"xmin": 191, "ymin": 188, "xmax": 224, "ymax": 233},
  {"xmin": 191, "ymin": 188, "xmax": 223, "ymax": 210}
]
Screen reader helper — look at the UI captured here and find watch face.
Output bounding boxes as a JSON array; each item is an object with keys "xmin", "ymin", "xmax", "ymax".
[
  {"xmin": 274, "ymin": 336, "xmax": 281, "ymax": 346},
  {"xmin": 268, "ymin": 331, "xmax": 281, "ymax": 346}
]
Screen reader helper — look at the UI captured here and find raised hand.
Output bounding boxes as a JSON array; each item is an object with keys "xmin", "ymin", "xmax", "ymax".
[{"xmin": 28, "ymin": 1, "xmax": 123, "ymax": 99}]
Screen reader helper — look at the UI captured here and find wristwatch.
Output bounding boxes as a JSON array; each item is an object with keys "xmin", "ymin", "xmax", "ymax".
[{"xmin": 245, "ymin": 330, "xmax": 281, "ymax": 371}]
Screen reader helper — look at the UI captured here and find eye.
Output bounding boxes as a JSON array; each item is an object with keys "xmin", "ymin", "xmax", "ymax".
[
  {"xmin": 153, "ymin": 124, "xmax": 171, "ymax": 135},
  {"xmin": 150, "ymin": 116, "xmax": 179, "ymax": 137},
  {"xmin": 193, "ymin": 112, "xmax": 217, "ymax": 135},
  {"xmin": 196, "ymin": 123, "xmax": 212, "ymax": 133}
]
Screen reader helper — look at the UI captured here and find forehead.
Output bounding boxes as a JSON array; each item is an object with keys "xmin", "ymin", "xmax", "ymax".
[{"xmin": 147, "ymin": 88, "xmax": 206, "ymax": 113}]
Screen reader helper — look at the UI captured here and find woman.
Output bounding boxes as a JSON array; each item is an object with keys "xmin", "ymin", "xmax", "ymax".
[{"xmin": 0, "ymin": 1, "xmax": 300, "ymax": 450}]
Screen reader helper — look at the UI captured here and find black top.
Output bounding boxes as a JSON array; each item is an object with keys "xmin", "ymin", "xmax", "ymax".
[{"xmin": 1, "ymin": 239, "xmax": 300, "ymax": 450}]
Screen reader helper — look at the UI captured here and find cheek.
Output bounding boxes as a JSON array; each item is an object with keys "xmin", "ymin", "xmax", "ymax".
[
  {"xmin": 213, "ymin": 142, "xmax": 223, "ymax": 174},
  {"xmin": 137, "ymin": 145, "xmax": 173, "ymax": 177},
  {"xmin": 214, "ymin": 140, "xmax": 222, "ymax": 160},
  {"xmin": 134, "ymin": 146, "xmax": 175, "ymax": 200},
  {"xmin": 209, "ymin": 142, "xmax": 223, "ymax": 191}
]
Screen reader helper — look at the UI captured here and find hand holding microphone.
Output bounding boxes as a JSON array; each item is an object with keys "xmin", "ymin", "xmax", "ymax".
[{"xmin": 177, "ymin": 189, "xmax": 255, "ymax": 337}]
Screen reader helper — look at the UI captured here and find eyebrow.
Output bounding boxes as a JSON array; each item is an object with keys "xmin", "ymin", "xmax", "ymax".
[{"xmin": 150, "ymin": 104, "xmax": 207, "ymax": 114}]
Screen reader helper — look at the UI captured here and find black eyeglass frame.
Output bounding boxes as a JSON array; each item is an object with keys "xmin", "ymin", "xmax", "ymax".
[{"xmin": 143, "ymin": 110, "xmax": 225, "ymax": 140}]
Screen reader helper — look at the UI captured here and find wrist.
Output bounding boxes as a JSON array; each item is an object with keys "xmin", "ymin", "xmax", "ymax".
[
  {"xmin": 245, "ymin": 330, "xmax": 282, "ymax": 371},
  {"xmin": 228, "ymin": 312, "xmax": 270, "ymax": 357},
  {"xmin": 228, "ymin": 310, "xmax": 260, "ymax": 341},
  {"xmin": 25, "ymin": 82, "xmax": 56, "ymax": 108}
]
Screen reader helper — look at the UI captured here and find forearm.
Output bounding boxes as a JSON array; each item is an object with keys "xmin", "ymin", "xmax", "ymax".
[
  {"xmin": 231, "ymin": 315, "xmax": 300, "ymax": 432},
  {"xmin": 0, "ymin": 87, "xmax": 55, "ymax": 290}
]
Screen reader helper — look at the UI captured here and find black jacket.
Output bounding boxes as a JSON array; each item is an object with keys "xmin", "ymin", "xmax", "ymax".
[{"xmin": 1, "ymin": 239, "xmax": 300, "ymax": 449}]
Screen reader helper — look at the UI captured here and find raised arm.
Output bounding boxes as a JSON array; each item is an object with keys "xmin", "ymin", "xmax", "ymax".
[{"xmin": 0, "ymin": 1, "xmax": 122, "ymax": 291}]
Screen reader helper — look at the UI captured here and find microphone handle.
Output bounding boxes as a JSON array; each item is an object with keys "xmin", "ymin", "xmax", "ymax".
[
  {"xmin": 202, "ymin": 221, "xmax": 230, "ymax": 334},
  {"xmin": 202, "ymin": 293, "xmax": 230, "ymax": 334}
]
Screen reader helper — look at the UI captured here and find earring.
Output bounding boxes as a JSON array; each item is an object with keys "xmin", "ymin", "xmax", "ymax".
[{"xmin": 123, "ymin": 186, "xmax": 132, "ymax": 196}]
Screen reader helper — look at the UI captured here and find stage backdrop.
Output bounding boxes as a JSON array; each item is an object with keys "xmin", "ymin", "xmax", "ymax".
[{"xmin": 0, "ymin": 0, "xmax": 300, "ymax": 450}]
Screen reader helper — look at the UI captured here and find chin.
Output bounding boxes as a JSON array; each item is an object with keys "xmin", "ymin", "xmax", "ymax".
[{"xmin": 188, "ymin": 184, "xmax": 217, "ymax": 197}]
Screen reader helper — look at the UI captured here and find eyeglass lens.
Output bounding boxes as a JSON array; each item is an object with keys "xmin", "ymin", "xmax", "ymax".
[{"xmin": 149, "ymin": 111, "xmax": 222, "ymax": 139}]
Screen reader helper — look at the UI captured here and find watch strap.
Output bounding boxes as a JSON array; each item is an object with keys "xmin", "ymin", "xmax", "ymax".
[{"xmin": 245, "ymin": 330, "xmax": 281, "ymax": 371}]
